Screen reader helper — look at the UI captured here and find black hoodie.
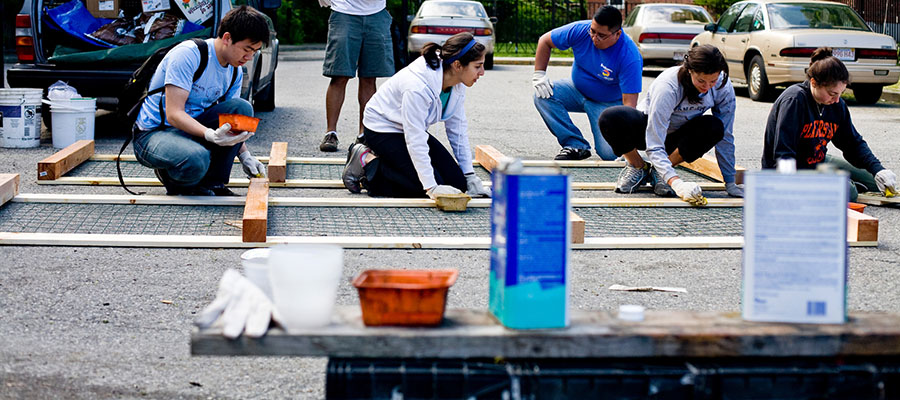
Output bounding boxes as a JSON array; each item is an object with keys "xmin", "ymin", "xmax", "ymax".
[{"xmin": 762, "ymin": 81, "xmax": 883, "ymax": 174}]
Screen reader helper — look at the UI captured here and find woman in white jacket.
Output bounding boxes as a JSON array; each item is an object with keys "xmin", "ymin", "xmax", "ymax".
[{"xmin": 341, "ymin": 32, "xmax": 491, "ymax": 198}]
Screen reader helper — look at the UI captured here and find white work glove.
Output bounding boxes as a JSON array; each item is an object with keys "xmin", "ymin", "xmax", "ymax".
[
  {"xmin": 317, "ymin": 0, "xmax": 331, "ymax": 6},
  {"xmin": 725, "ymin": 182, "xmax": 744, "ymax": 198},
  {"xmin": 239, "ymin": 151, "xmax": 266, "ymax": 178},
  {"xmin": 426, "ymin": 185, "xmax": 462, "ymax": 199},
  {"xmin": 671, "ymin": 178, "xmax": 706, "ymax": 206},
  {"xmin": 532, "ymin": 70, "xmax": 553, "ymax": 99},
  {"xmin": 875, "ymin": 169, "xmax": 897, "ymax": 197},
  {"xmin": 464, "ymin": 173, "xmax": 491, "ymax": 197},
  {"xmin": 194, "ymin": 269, "xmax": 276, "ymax": 339},
  {"xmin": 204, "ymin": 123, "xmax": 253, "ymax": 146}
]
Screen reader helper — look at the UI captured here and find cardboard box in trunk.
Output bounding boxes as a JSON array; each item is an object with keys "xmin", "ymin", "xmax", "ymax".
[{"xmin": 87, "ymin": 0, "xmax": 120, "ymax": 18}]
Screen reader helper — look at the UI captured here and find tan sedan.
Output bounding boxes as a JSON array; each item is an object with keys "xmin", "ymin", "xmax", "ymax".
[{"xmin": 691, "ymin": 0, "xmax": 899, "ymax": 104}]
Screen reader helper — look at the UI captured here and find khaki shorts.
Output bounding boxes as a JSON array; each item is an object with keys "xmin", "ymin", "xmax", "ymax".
[{"xmin": 322, "ymin": 9, "xmax": 395, "ymax": 78}]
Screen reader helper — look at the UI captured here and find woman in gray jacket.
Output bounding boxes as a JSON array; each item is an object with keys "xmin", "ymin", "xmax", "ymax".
[
  {"xmin": 598, "ymin": 44, "xmax": 741, "ymax": 205},
  {"xmin": 341, "ymin": 32, "xmax": 491, "ymax": 199}
]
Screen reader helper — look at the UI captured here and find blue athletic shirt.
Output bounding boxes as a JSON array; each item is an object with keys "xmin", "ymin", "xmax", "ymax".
[
  {"xmin": 550, "ymin": 20, "xmax": 643, "ymax": 102},
  {"xmin": 136, "ymin": 38, "xmax": 242, "ymax": 131}
]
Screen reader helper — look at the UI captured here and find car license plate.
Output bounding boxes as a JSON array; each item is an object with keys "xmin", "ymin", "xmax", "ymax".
[
  {"xmin": 673, "ymin": 51, "xmax": 685, "ymax": 61},
  {"xmin": 833, "ymin": 48, "xmax": 854, "ymax": 61}
]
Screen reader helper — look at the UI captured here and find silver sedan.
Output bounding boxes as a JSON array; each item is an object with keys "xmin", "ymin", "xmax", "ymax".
[{"xmin": 407, "ymin": 0, "xmax": 497, "ymax": 69}]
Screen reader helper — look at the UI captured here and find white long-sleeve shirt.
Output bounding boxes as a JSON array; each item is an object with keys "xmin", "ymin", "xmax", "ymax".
[
  {"xmin": 363, "ymin": 56, "xmax": 474, "ymax": 189},
  {"xmin": 639, "ymin": 66, "xmax": 737, "ymax": 184}
]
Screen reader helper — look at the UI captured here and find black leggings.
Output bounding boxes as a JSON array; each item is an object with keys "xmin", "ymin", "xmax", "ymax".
[
  {"xmin": 361, "ymin": 127, "xmax": 467, "ymax": 198},
  {"xmin": 598, "ymin": 105, "xmax": 724, "ymax": 162}
]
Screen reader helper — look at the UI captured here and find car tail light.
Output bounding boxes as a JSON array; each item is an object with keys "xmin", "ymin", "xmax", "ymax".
[
  {"xmin": 411, "ymin": 26, "xmax": 491, "ymax": 36},
  {"xmin": 779, "ymin": 47, "xmax": 817, "ymax": 57},
  {"xmin": 658, "ymin": 33, "xmax": 697, "ymax": 41},
  {"xmin": 639, "ymin": 33, "xmax": 660, "ymax": 43},
  {"xmin": 858, "ymin": 48, "xmax": 897, "ymax": 59},
  {"xmin": 15, "ymin": 14, "xmax": 35, "ymax": 62}
]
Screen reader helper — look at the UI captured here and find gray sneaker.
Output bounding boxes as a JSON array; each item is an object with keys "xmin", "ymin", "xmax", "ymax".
[
  {"xmin": 615, "ymin": 163, "xmax": 650, "ymax": 193},
  {"xmin": 342, "ymin": 143, "xmax": 369, "ymax": 193},
  {"xmin": 320, "ymin": 131, "xmax": 339, "ymax": 152},
  {"xmin": 649, "ymin": 166, "xmax": 675, "ymax": 197}
]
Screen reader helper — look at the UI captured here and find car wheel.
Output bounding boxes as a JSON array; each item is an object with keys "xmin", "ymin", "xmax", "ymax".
[
  {"xmin": 485, "ymin": 53, "xmax": 494, "ymax": 70},
  {"xmin": 253, "ymin": 76, "xmax": 275, "ymax": 112},
  {"xmin": 747, "ymin": 55, "xmax": 773, "ymax": 102},
  {"xmin": 851, "ymin": 84, "xmax": 882, "ymax": 105}
]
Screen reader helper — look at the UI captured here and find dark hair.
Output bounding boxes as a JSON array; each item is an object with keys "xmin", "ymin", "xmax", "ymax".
[
  {"xmin": 807, "ymin": 47, "xmax": 849, "ymax": 87},
  {"xmin": 421, "ymin": 32, "xmax": 486, "ymax": 70},
  {"xmin": 218, "ymin": 5, "xmax": 270, "ymax": 48},
  {"xmin": 593, "ymin": 5, "xmax": 623, "ymax": 31},
  {"xmin": 677, "ymin": 44, "xmax": 728, "ymax": 104}
]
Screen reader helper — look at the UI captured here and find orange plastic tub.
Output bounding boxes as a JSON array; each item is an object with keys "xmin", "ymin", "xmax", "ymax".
[
  {"xmin": 848, "ymin": 202, "xmax": 866, "ymax": 213},
  {"xmin": 218, "ymin": 113, "xmax": 261, "ymax": 132},
  {"xmin": 352, "ymin": 269, "xmax": 459, "ymax": 326}
]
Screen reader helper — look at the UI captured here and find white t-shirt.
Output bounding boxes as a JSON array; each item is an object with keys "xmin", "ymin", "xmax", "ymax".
[{"xmin": 330, "ymin": 0, "xmax": 385, "ymax": 16}]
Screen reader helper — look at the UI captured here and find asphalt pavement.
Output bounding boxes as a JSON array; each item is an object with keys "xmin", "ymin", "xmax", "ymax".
[{"xmin": 2, "ymin": 58, "xmax": 900, "ymax": 399}]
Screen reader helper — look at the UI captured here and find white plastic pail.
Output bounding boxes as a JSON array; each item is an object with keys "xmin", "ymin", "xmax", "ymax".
[
  {"xmin": 0, "ymin": 88, "xmax": 43, "ymax": 148},
  {"xmin": 50, "ymin": 98, "xmax": 96, "ymax": 149}
]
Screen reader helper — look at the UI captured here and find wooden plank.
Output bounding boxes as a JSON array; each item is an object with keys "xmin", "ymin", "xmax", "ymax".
[
  {"xmin": 474, "ymin": 145, "xmax": 507, "ymax": 173},
  {"xmin": 856, "ymin": 192, "xmax": 900, "ymax": 206},
  {"xmin": 570, "ymin": 210, "xmax": 584, "ymax": 244},
  {"xmin": 37, "ymin": 140, "xmax": 94, "ymax": 180},
  {"xmin": 13, "ymin": 193, "xmax": 246, "ymax": 206},
  {"xmin": 191, "ymin": 307, "xmax": 900, "ymax": 358},
  {"xmin": 38, "ymin": 177, "xmax": 345, "ymax": 188},
  {"xmin": 847, "ymin": 209, "xmax": 878, "ymax": 242},
  {"xmin": 267, "ymin": 142, "xmax": 288, "ymax": 182},
  {"xmin": 242, "ymin": 178, "xmax": 269, "ymax": 243},
  {"xmin": 0, "ymin": 174, "xmax": 20, "ymax": 207},
  {"xmin": 679, "ymin": 155, "xmax": 747, "ymax": 184}
]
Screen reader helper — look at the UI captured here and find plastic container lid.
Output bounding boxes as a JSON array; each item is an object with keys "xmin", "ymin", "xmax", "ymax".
[{"xmin": 618, "ymin": 305, "xmax": 645, "ymax": 322}]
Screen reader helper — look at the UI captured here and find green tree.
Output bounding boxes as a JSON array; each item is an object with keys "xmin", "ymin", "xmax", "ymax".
[{"xmin": 693, "ymin": 0, "xmax": 739, "ymax": 19}]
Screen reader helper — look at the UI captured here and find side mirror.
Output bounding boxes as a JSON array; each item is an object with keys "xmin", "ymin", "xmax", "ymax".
[
  {"xmin": 489, "ymin": 16, "xmax": 498, "ymax": 24},
  {"xmin": 704, "ymin": 22, "xmax": 717, "ymax": 32},
  {"xmin": 407, "ymin": 14, "xmax": 415, "ymax": 22}
]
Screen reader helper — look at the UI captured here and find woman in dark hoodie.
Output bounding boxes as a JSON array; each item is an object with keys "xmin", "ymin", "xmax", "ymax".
[{"xmin": 762, "ymin": 47, "xmax": 896, "ymax": 200}]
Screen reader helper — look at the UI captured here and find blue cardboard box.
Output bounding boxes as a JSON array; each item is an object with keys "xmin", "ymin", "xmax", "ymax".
[{"xmin": 489, "ymin": 162, "xmax": 570, "ymax": 329}]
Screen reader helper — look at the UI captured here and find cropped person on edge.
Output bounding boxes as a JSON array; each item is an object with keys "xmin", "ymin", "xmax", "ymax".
[
  {"xmin": 762, "ymin": 47, "xmax": 896, "ymax": 201},
  {"xmin": 532, "ymin": 5, "xmax": 643, "ymax": 161},
  {"xmin": 133, "ymin": 6, "xmax": 269, "ymax": 196},
  {"xmin": 598, "ymin": 44, "xmax": 741, "ymax": 205},
  {"xmin": 340, "ymin": 32, "xmax": 491, "ymax": 199}
]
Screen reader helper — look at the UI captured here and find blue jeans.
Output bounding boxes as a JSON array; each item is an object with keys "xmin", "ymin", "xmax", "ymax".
[
  {"xmin": 133, "ymin": 98, "xmax": 253, "ymax": 191},
  {"xmin": 533, "ymin": 78, "xmax": 620, "ymax": 160}
]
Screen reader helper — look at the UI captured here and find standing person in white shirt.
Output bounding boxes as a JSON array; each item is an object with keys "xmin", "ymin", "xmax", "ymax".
[
  {"xmin": 340, "ymin": 32, "xmax": 491, "ymax": 199},
  {"xmin": 317, "ymin": 0, "xmax": 395, "ymax": 153}
]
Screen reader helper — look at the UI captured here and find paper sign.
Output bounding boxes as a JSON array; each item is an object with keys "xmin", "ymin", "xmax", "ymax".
[
  {"xmin": 176, "ymin": 0, "xmax": 214, "ymax": 25},
  {"xmin": 742, "ymin": 171, "xmax": 848, "ymax": 324},
  {"xmin": 142, "ymin": 0, "xmax": 170, "ymax": 12},
  {"xmin": 98, "ymin": 0, "xmax": 115, "ymax": 10}
]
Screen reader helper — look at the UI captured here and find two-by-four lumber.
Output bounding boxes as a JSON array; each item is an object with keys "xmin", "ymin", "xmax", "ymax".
[
  {"xmin": 474, "ymin": 145, "xmax": 506, "ymax": 173},
  {"xmin": 0, "ymin": 174, "xmax": 20, "ymax": 207},
  {"xmin": 570, "ymin": 211, "xmax": 585, "ymax": 244},
  {"xmin": 847, "ymin": 209, "xmax": 878, "ymax": 242},
  {"xmin": 267, "ymin": 142, "xmax": 288, "ymax": 183},
  {"xmin": 242, "ymin": 178, "xmax": 269, "ymax": 243},
  {"xmin": 37, "ymin": 140, "xmax": 94, "ymax": 180},
  {"xmin": 679, "ymin": 155, "xmax": 746, "ymax": 184}
]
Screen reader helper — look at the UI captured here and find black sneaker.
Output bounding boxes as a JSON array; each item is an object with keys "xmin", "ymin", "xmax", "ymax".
[
  {"xmin": 210, "ymin": 186, "xmax": 238, "ymax": 196},
  {"xmin": 554, "ymin": 147, "xmax": 591, "ymax": 160},
  {"xmin": 319, "ymin": 131, "xmax": 339, "ymax": 152}
]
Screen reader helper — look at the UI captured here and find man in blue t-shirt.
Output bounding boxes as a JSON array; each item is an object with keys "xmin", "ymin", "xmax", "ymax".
[
  {"xmin": 133, "ymin": 6, "xmax": 269, "ymax": 196},
  {"xmin": 532, "ymin": 6, "xmax": 643, "ymax": 160}
]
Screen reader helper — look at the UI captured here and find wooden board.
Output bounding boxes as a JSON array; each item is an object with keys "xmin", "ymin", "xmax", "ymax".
[
  {"xmin": 267, "ymin": 142, "xmax": 288, "ymax": 183},
  {"xmin": 570, "ymin": 210, "xmax": 584, "ymax": 244},
  {"xmin": 847, "ymin": 209, "xmax": 878, "ymax": 242},
  {"xmin": 37, "ymin": 140, "xmax": 94, "ymax": 180},
  {"xmin": 242, "ymin": 178, "xmax": 269, "ymax": 243},
  {"xmin": 0, "ymin": 174, "xmax": 20, "ymax": 207},
  {"xmin": 856, "ymin": 192, "xmax": 900, "ymax": 206},
  {"xmin": 474, "ymin": 145, "xmax": 506, "ymax": 173},
  {"xmin": 191, "ymin": 307, "xmax": 900, "ymax": 358},
  {"xmin": 679, "ymin": 154, "xmax": 746, "ymax": 184}
]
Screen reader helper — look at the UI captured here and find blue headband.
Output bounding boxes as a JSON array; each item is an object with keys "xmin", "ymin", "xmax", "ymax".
[{"xmin": 442, "ymin": 39, "xmax": 478, "ymax": 67}]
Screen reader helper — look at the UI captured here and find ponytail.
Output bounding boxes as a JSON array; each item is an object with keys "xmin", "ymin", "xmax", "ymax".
[
  {"xmin": 419, "ymin": 32, "xmax": 486, "ymax": 70},
  {"xmin": 807, "ymin": 47, "xmax": 849, "ymax": 87}
]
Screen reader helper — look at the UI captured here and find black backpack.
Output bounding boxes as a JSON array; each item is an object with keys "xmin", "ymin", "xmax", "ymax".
[{"xmin": 116, "ymin": 37, "xmax": 236, "ymax": 195}]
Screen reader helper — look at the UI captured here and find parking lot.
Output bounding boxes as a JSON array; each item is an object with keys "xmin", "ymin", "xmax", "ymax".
[{"xmin": 2, "ymin": 59, "xmax": 900, "ymax": 398}]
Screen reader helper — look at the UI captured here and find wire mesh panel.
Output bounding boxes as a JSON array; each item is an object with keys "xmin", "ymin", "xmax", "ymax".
[
  {"xmin": 578, "ymin": 207, "xmax": 743, "ymax": 237},
  {"xmin": 268, "ymin": 207, "xmax": 491, "ymax": 237}
]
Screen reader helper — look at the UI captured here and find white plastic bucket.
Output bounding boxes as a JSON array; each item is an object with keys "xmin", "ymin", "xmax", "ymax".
[
  {"xmin": 49, "ymin": 98, "xmax": 96, "ymax": 149},
  {"xmin": 268, "ymin": 244, "xmax": 343, "ymax": 331},
  {"xmin": 241, "ymin": 248, "xmax": 273, "ymax": 300},
  {"xmin": 0, "ymin": 88, "xmax": 43, "ymax": 148}
]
